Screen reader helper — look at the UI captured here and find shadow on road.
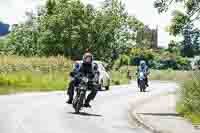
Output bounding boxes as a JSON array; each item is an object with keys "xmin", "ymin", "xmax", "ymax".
[
  {"xmin": 138, "ymin": 113, "xmax": 181, "ymax": 117},
  {"xmin": 68, "ymin": 112, "xmax": 102, "ymax": 117}
]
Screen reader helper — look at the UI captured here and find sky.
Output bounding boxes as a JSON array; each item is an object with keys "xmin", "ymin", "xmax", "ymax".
[{"xmin": 0, "ymin": 0, "xmax": 177, "ymax": 47}]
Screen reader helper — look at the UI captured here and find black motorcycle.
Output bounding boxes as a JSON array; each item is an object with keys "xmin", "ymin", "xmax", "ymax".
[
  {"xmin": 72, "ymin": 74, "xmax": 98, "ymax": 113},
  {"xmin": 138, "ymin": 72, "xmax": 147, "ymax": 92}
]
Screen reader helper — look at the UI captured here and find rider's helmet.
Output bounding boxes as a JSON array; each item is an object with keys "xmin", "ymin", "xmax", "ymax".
[
  {"xmin": 140, "ymin": 60, "xmax": 146, "ymax": 67},
  {"xmin": 83, "ymin": 52, "xmax": 93, "ymax": 65}
]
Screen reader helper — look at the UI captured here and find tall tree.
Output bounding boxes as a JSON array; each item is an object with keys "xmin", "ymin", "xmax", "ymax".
[
  {"xmin": 181, "ymin": 24, "xmax": 194, "ymax": 57},
  {"xmin": 4, "ymin": 0, "xmax": 145, "ymax": 63},
  {"xmin": 154, "ymin": 0, "xmax": 200, "ymax": 56},
  {"xmin": 154, "ymin": 0, "xmax": 200, "ymax": 36}
]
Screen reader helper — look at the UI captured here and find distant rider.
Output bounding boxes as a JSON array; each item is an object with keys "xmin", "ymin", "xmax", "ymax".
[
  {"xmin": 66, "ymin": 52, "xmax": 99, "ymax": 108},
  {"xmin": 136, "ymin": 60, "xmax": 150, "ymax": 87}
]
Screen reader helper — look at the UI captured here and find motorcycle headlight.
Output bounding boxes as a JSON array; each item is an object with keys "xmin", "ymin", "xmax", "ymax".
[
  {"xmin": 139, "ymin": 72, "xmax": 145, "ymax": 79},
  {"xmin": 82, "ymin": 77, "xmax": 89, "ymax": 83}
]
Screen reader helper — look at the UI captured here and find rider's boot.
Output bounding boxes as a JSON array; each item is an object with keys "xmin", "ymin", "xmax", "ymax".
[
  {"xmin": 84, "ymin": 99, "xmax": 92, "ymax": 108},
  {"xmin": 66, "ymin": 97, "xmax": 73, "ymax": 104},
  {"xmin": 145, "ymin": 77, "xmax": 149, "ymax": 87},
  {"xmin": 66, "ymin": 82, "xmax": 75, "ymax": 104}
]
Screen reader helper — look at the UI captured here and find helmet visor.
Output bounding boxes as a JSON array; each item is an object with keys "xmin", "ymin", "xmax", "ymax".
[{"xmin": 85, "ymin": 56, "xmax": 92, "ymax": 63}]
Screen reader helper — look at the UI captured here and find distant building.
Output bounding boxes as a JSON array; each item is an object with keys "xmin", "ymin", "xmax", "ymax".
[
  {"xmin": 136, "ymin": 25, "xmax": 158, "ymax": 49},
  {"xmin": 151, "ymin": 26, "xmax": 158, "ymax": 49},
  {"xmin": 0, "ymin": 22, "xmax": 10, "ymax": 36}
]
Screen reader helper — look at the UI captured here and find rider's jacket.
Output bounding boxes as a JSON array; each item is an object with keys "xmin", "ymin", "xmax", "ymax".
[
  {"xmin": 137, "ymin": 65, "xmax": 149, "ymax": 75},
  {"xmin": 71, "ymin": 62, "xmax": 99, "ymax": 80}
]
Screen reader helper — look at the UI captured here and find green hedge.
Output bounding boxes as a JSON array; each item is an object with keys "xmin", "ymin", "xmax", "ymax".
[{"xmin": 115, "ymin": 48, "xmax": 191, "ymax": 70}]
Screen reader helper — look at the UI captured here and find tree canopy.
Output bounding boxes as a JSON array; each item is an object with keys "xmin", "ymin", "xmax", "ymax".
[
  {"xmin": 154, "ymin": 0, "xmax": 200, "ymax": 57},
  {"xmin": 4, "ymin": 0, "xmax": 148, "ymax": 63}
]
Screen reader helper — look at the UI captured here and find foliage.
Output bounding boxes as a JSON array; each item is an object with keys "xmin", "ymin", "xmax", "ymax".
[
  {"xmin": 169, "ymin": 10, "xmax": 190, "ymax": 36},
  {"xmin": 114, "ymin": 48, "xmax": 191, "ymax": 70},
  {"xmin": 151, "ymin": 52, "xmax": 191, "ymax": 70},
  {"xmin": 0, "ymin": 71, "xmax": 68, "ymax": 91},
  {"xmin": 177, "ymin": 72, "xmax": 200, "ymax": 124},
  {"xmin": 167, "ymin": 40, "xmax": 181, "ymax": 54},
  {"xmin": 154, "ymin": 0, "xmax": 200, "ymax": 34},
  {"xmin": 111, "ymin": 66, "xmax": 192, "ymax": 86},
  {"xmin": 0, "ymin": 55, "xmax": 193, "ymax": 94},
  {"xmin": 154, "ymin": 0, "xmax": 200, "ymax": 57},
  {"xmin": 113, "ymin": 54, "xmax": 130, "ymax": 69},
  {"xmin": 194, "ymin": 56, "xmax": 200, "ymax": 69},
  {"xmin": 0, "ymin": 55, "xmax": 72, "ymax": 94},
  {"xmin": 129, "ymin": 48, "xmax": 155, "ymax": 65},
  {"xmin": 3, "ymin": 0, "xmax": 144, "ymax": 65},
  {"xmin": 180, "ymin": 24, "xmax": 199, "ymax": 57},
  {"xmin": 6, "ymin": 24, "xmax": 42, "ymax": 56}
]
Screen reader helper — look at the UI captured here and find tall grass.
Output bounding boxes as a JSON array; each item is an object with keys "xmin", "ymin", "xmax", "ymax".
[
  {"xmin": 0, "ymin": 55, "xmax": 72, "ymax": 73},
  {"xmin": 110, "ymin": 66, "xmax": 137, "ymax": 85},
  {"xmin": 0, "ymin": 56, "xmax": 194, "ymax": 95},
  {"xmin": 0, "ymin": 55, "xmax": 73, "ymax": 94},
  {"xmin": 150, "ymin": 69, "xmax": 192, "ymax": 81},
  {"xmin": 177, "ymin": 72, "xmax": 200, "ymax": 124},
  {"xmin": 110, "ymin": 66, "xmax": 192, "ymax": 85}
]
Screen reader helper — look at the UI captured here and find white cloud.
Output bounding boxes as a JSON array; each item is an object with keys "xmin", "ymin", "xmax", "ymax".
[{"xmin": 0, "ymin": 0, "xmax": 45, "ymax": 24}]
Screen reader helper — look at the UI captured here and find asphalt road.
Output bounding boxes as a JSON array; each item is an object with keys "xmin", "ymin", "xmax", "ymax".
[{"xmin": 0, "ymin": 81, "xmax": 177, "ymax": 133}]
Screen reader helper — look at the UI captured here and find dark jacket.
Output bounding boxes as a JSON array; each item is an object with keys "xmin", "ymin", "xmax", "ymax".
[{"xmin": 71, "ymin": 62, "xmax": 99, "ymax": 80}]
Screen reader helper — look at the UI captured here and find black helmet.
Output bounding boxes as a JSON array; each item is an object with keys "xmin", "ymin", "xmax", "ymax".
[{"xmin": 83, "ymin": 52, "xmax": 93, "ymax": 64}]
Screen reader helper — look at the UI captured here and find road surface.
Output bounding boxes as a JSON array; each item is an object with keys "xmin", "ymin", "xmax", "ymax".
[{"xmin": 0, "ymin": 81, "xmax": 177, "ymax": 133}]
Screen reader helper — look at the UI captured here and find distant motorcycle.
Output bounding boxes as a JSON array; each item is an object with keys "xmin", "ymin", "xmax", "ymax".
[
  {"xmin": 138, "ymin": 72, "xmax": 147, "ymax": 92},
  {"xmin": 72, "ymin": 74, "xmax": 98, "ymax": 113}
]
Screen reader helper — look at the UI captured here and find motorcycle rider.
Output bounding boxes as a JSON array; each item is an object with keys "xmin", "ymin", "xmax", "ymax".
[
  {"xmin": 66, "ymin": 52, "xmax": 99, "ymax": 108},
  {"xmin": 136, "ymin": 60, "xmax": 150, "ymax": 87}
]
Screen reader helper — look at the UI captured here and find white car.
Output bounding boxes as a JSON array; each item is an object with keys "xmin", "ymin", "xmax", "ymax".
[
  {"xmin": 94, "ymin": 61, "xmax": 110, "ymax": 90},
  {"xmin": 76, "ymin": 61, "xmax": 110, "ymax": 90}
]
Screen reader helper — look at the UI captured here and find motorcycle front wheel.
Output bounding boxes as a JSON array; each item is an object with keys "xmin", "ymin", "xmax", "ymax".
[
  {"xmin": 139, "ymin": 80, "xmax": 146, "ymax": 92},
  {"xmin": 74, "ymin": 91, "xmax": 85, "ymax": 113}
]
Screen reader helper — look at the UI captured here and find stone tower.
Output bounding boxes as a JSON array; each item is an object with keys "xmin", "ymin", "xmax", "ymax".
[{"xmin": 151, "ymin": 26, "xmax": 158, "ymax": 49}]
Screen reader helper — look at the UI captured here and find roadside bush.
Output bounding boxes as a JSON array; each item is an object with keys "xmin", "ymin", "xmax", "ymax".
[
  {"xmin": 113, "ymin": 55, "xmax": 130, "ymax": 69},
  {"xmin": 121, "ymin": 49, "xmax": 192, "ymax": 70},
  {"xmin": 177, "ymin": 72, "xmax": 200, "ymax": 124},
  {"xmin": 194, "ymin": 57, "xmax": 200, "ymax": 70},
  {"xmin": 150, "ymin": 55, "xmax": 191, "ymax": 70},
  {"xmin": 110, "ymin": 66, "xmax": 136, "ymax": 85},
  {"xmin": 129, "ymin": 48, "xmax": 155, "ymax": 65},
  {"xmin": 176, "ymin": 56, "xmax": 191, "ymax": 70}
]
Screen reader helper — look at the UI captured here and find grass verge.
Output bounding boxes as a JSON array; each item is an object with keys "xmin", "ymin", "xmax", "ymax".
[
  {"xmin": 176, "ymin": 72, "xmax": 200, "ymax": 124},
  {"xmin": 0, "ymin": 55, "xmax": 72, "ymax": 95},
  {"xmin": 111, "ymin": 66, "xmax": 192, "ymax": 85},
  {"xmin": 0, "ymin": 57, "xmax": 193, "ymax": 95}
]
